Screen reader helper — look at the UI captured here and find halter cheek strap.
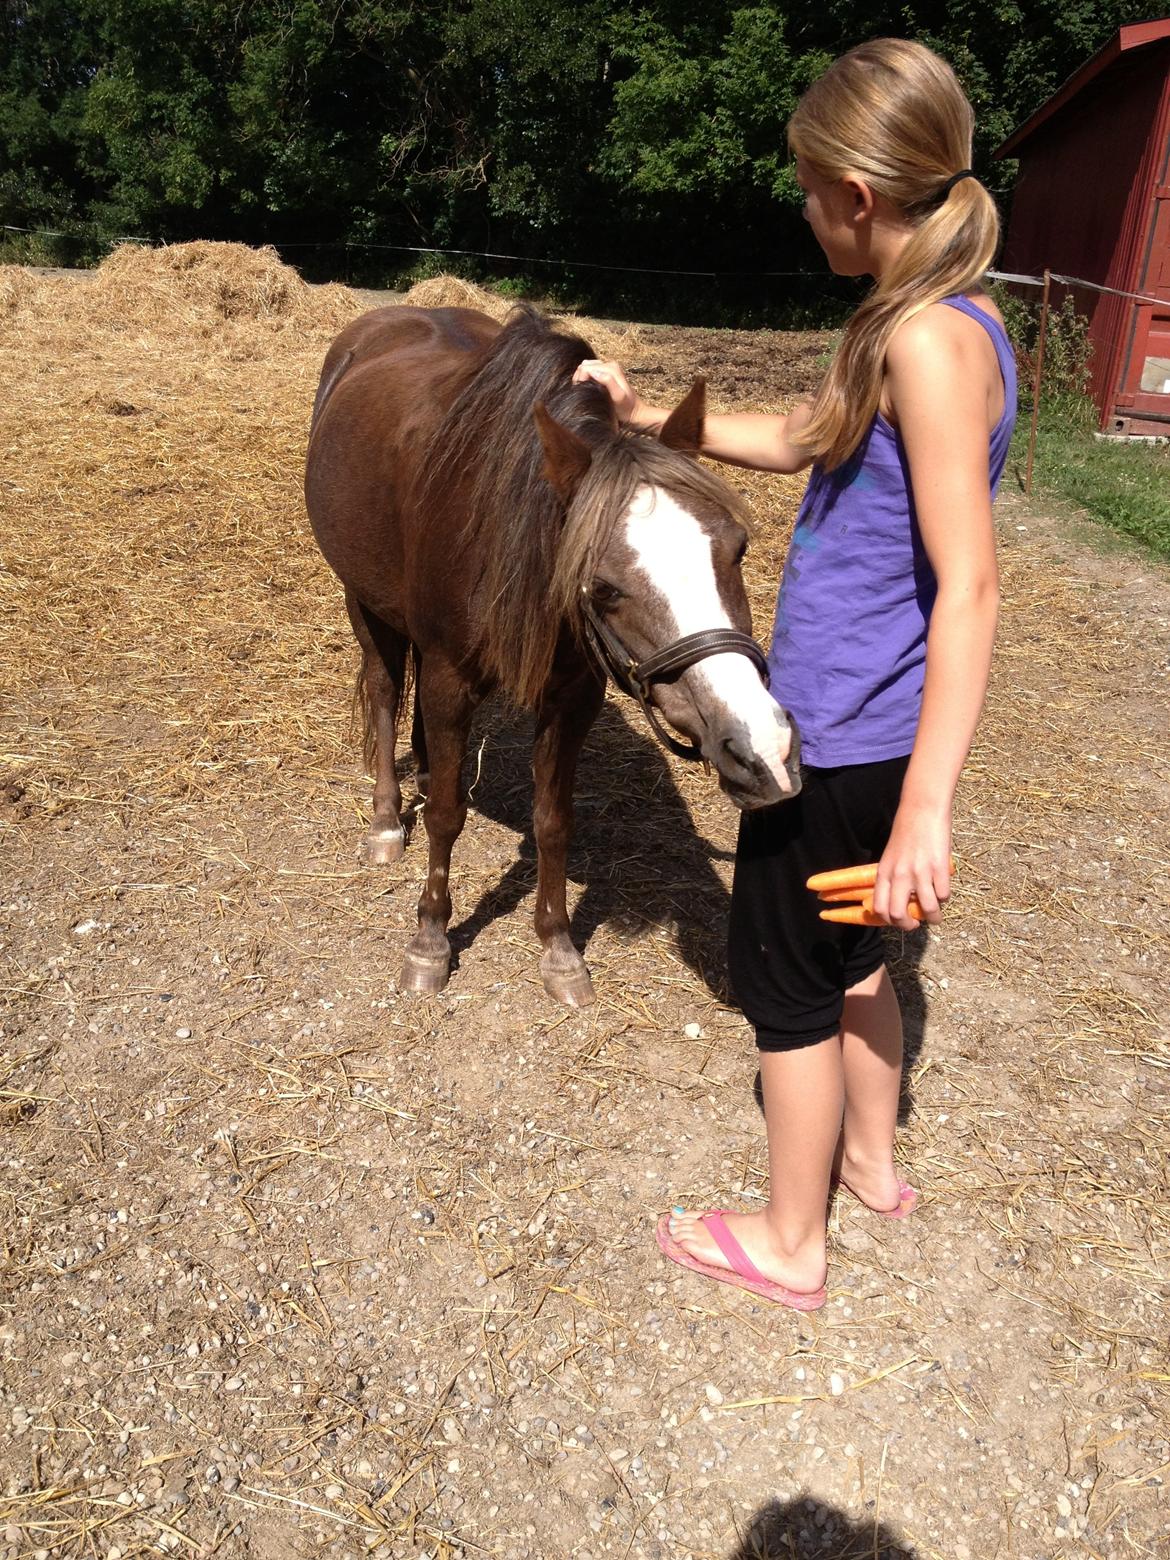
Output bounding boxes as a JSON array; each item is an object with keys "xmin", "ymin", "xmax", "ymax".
[{"xmin": 579, "ymin": 597, "xmax": 769, "ymax": 763}]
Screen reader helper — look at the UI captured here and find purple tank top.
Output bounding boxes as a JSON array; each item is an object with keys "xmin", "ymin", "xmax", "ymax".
[{"xmin": 768, "ymin": 295, "xmax": 1017, "ymax": 767}]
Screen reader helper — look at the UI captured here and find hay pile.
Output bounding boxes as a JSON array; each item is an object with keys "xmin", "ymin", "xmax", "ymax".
[
  {"xmin": 0, "ymin": 241, "xmax": 361, "ymax": 338},
  {"xmin": 1, "ymin": 245, "xmax": 639, "ymax": 358},
  {"xmin": 93, "ymin": 240, "xmax": 360, "ymax": 332},
  {"xmin": 403, "ymin": 273, "xmax": 515, "ymax": 321}
]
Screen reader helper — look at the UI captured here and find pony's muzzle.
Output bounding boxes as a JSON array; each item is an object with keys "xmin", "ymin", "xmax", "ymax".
[{"xmin": 710, "ymin": 709, "xmax": 801, "ymax": 808}]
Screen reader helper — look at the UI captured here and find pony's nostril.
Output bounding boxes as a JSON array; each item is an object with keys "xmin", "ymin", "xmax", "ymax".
[
  {"xmin": 721, "ymin": 731, "xmax": 756, "ymax": 777},
  {"xmin": 780, "ymin": 708, "xmax": 798, "ymax": 767},
  {"xmin": 778, "ymin": 707, "xmax": 800, "ymax": 769}
]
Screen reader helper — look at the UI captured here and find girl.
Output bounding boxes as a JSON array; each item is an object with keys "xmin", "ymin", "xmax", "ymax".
[{"xmin": 574, "ymin": 37, "xmax": 1016, "ymax": 1308}]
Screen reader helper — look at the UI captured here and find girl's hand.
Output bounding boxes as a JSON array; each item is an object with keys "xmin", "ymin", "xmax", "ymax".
[
  {"xmin": 572, "ymin": 359, "xmax": 644, "ymax": 424},
  {"xmin": 574, "ymin": 361, "xmax": 815, "ymax": 471},
  {"xmin": 870, "ymin": 805, "xmax": 952, "ymax": 930}
]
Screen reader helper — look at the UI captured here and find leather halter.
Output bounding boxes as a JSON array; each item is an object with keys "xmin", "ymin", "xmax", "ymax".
[{"xmin": 580, "ymin": 596, "xmax": 770, "ymax": 761}]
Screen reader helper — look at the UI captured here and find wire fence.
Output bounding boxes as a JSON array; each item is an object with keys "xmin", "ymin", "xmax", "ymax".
[
  {"xmin": 7, "ymin": 218, "xmax": 1162, "ymax": 296},
  {"xmin": 1, "ymin": 220, "xmax": 866, "ymax": 324},
  {"xmin": 987, "ymin": 266, "xmax": 1169, "ymax": 486},
  {"xmin": 7, "ymin": 221, "xmax": 1166, "ymax": 474},
  {"xmin": 8, "ymin": 220, "xmax": 1163, "ymax": 293},
  {"xmin": 2, "ymin": 220, "xmax": 829, "ymax": 280},
  {"xmin": 987, "ymin": 266, "xmax": 1166, "ymax": 310}
]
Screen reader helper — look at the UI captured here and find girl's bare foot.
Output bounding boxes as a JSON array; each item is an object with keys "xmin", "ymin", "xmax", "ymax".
[{"xmin": 666, "ymin": 1207, "xmax": 827, "ymax": 1294}]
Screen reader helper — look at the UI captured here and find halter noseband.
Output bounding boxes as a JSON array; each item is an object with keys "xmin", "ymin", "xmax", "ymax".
[{"xmin": 580, "ymin": 596, "xmax": 769, "ymax": 761}]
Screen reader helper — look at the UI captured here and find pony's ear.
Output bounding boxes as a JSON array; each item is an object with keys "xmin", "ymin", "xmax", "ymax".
[
  {"xmin": 658, "ymin": 377, "xmax": 706, "ymax": 453},
  {"xmin": 533, "ymin": 403, "xmax": 592, "ymax": 500}
]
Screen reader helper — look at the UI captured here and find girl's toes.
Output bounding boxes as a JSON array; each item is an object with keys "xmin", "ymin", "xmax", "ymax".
[
  {"xmin": 669, "ymin": 1213, "xmax": 711, "ymax": 1259},
  {"xmin": 668, "ymin": 1210, "xmax": 696, "ymax": 1242}
]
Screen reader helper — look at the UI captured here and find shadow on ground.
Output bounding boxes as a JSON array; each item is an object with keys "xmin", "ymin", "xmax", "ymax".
[
  {"xmin": 436, "ymin": 694, "xmax": 738, "ymax": 998},
  {"xmin": 730, "ymin": 1495, "xmax": 918, "ymax": 1559},
  {"xmin": 401, "ymin": 690, "xmax": 931, "ymax": 1122}
]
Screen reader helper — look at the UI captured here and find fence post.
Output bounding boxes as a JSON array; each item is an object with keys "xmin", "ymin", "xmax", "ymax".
[{"xmin": 1024, "ymin": 268, "xmax": 1052, "ymax": 496}]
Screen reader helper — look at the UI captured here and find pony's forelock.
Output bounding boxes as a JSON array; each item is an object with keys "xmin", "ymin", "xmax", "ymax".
[{"xmin": 552, "ymin": 434, "xmax": 753, "ymax": 631}]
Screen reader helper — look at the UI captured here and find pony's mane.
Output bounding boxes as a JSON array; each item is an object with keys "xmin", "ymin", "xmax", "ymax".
[{"xmin": 422, "ymin": 305, "xmax": 753, "ymax": 707}]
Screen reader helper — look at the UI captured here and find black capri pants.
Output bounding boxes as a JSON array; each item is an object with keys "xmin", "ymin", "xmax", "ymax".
[{"xmin": 728, "ymin": 755, "xmax": 910, "ymax": 1052}]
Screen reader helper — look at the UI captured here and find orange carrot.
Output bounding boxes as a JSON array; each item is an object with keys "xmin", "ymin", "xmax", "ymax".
[
  {"xmin": 820, "ymin": 902, "xmax": 926, "ymax": 926},
  {"xmin": 806, "ymin": 863, "xmax": 879, "ymax": 894},
  {"xmin": 807, "ymin": 857, "xmax": 956, "ymax": 897}
]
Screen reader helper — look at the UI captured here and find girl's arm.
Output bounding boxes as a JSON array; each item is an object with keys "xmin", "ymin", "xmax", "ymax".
[
  {"xmin": 572, "ymin": 359, "xmax": 814, "ymax": 474},
  {"xmin": 869, "ymin": 308, "xmax": 1002, "ymax": 929}
]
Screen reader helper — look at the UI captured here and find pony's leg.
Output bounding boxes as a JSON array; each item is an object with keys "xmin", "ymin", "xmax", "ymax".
[
  {"xmin": 401, "ymin": 656, "xmax": 475, "ymax": 995},
  {"xmin": 345, "ymin": 592, "xmax": 408, "ymax": 865},
  {"xmin": 410, "ymin": 645, "xmax": 429, "ymax": 797},
  {"xmin": 532, "ymin": 670, "xmax": 606, "ymax": 1007}
]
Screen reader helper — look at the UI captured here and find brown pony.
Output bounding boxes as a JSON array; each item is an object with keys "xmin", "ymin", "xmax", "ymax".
[{"xmin": 305, "ymin": 305, "xmax": 798, "ymax": 1006}]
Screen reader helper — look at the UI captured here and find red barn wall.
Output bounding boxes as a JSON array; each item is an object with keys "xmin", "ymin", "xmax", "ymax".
[{"xmin": 1001, "ymin": 43, "xmax": 1170, "ymax": 420}]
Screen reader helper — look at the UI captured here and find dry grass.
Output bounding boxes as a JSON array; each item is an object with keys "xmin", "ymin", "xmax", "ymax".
[
  {"xmin": 0, "ymin": 264, "xmax": 40, "ymax": 315},
  {"xmin": 403, "ymin": 275, "xmax": 516, "ymax": 322},
  {"xmin": 96, "ymin": 239, "xmax": 359, "ymax": 330},
  {"xmin": 0, "ymin": 246, "xmax": 1167, "ymax": 1560}
]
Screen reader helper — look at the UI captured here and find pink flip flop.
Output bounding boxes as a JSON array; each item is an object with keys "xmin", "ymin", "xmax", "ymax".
[
  {"xmin": 835, "ymin": 1176, "xmax": 918, "ymax": 1220},
  {"xmin": 655, "ymin": 1210, "xmax": 827, "ymax": 1311}
]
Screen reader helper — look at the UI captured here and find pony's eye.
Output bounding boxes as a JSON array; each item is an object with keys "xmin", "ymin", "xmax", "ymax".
[{"xmin": 592, "ymin": 579, "xmax": 622, "ymax": 609}]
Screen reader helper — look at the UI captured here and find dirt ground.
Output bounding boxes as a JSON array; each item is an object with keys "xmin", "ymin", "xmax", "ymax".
[{"xmin": 1, "ymin": 253, "xmax": 1167, "ymax": 1560}]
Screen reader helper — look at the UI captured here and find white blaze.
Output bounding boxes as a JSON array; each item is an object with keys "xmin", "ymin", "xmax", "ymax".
[{"xmin": 623, "ymin": 485, "xmax": 793, "ymax": 789}]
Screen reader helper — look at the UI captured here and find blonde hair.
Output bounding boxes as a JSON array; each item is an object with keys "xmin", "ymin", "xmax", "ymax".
[{"xmin": 788, "ymin": 38, "xmax": 1000, "ymax": 469}]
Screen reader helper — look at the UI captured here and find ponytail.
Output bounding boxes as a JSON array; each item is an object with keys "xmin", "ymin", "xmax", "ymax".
[{"xmin": 788, "ymin": 40, "xmax": 1000, "ymax": 470}]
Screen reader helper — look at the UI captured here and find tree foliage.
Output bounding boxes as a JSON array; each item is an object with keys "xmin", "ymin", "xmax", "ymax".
[{"xmin": 0, "ymin": 0, "xmax": 1155, "ymax": 312}]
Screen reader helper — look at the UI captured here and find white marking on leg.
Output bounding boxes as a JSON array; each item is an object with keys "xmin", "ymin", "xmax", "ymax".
[{"xmin": 624, "ymin": 485, "xmax": 793, "ymax": 788}]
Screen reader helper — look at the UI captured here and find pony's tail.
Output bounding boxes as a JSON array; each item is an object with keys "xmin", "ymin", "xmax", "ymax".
[
  {"xmin": 310, "ymin": 347, "xmax": 354, "ymax": 442},
  {"xmin": 350, "ymin": 644, "xmax": 416, "ymax": 777},
  {"xmin": 350, "ymin": 653, "xmax": 377, "ymax": 776}
]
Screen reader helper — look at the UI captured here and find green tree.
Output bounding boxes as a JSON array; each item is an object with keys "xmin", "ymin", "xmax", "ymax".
[
  {"xmin": 0, "ymin": 0, "xmax": 103, "ymax": 243},
  {"xmin": 604, "ymin": 8, "xmax": 826, "ymax": 201},
  {"xmin": 0, "ymin": 0, "xmax": 1160, "ymax": 312}
]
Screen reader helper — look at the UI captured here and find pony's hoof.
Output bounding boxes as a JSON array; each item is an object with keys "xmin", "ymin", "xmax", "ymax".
[
  {"xmin": 360, "ymin": 827, "xmax": 405, "ymax": 866},
  {"xmin": 541, "ymin": 962, "xmax": 596, "ymax": 1008},
  {"xmin": 400, "ymin": 948, "xmax": 451, "ymax": 995}
]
